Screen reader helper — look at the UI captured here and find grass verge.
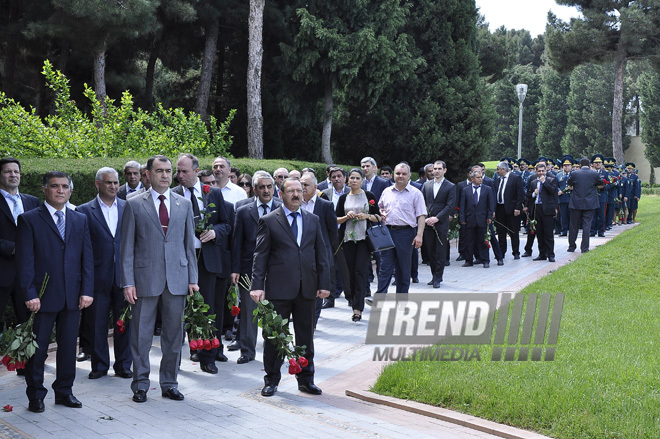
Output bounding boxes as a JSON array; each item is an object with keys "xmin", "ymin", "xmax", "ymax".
[{"xmin": 371, "ymin": 196, "xmax": 660, "ymax": 439}]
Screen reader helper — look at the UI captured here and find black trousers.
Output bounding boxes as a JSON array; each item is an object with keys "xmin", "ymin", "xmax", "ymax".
[
  {"xmin": 424, "ymin": 225, "xmax": 448, "ymax": 281},
  {"xmin": 342, "ymin": 240, "xmax": 370, "ymax": 312},
  {"xmin": 495, "ymin": 204, "xmax": 521, "ymax": 257}
]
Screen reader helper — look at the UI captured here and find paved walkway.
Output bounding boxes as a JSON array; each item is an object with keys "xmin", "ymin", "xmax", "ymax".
[{"xmin": 0, "ymin": 224, "xmax": 635, "ymax": 439}]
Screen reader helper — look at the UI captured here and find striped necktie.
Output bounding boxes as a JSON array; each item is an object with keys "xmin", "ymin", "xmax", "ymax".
[{"xmin": 55, "ymin": 210, "xmax": 65, "ymax": 240}]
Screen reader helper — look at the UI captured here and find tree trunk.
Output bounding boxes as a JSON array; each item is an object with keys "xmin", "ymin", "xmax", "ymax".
[
  {"xmin": 321, "ymin": 82, "xmax": 334, "ymax": 164},
  {"xmin": 142, "ymin": 36, "xmax": 161, "ymax": 111},
  {"xmin": 93, "ymin": 37, "xmax": 108, "ymax": 114},
  {"xmin": 213, "ymin": 24, "xmax": 226, "ymax": 122},
  {"xmin": 612, "ymin": 46, "xmax": 626, "ymax": 164},
  {"xmin": 195, "ymin": 18, "xmax": 220, "ymax": 120},
  {"xmin": 246, "ymin": 0, "xmax": 265, "ymax": 159}
]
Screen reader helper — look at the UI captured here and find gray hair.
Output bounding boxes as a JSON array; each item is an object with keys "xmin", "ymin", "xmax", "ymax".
[
  {"xmin": 252, "ymin": 170, "xmax": 274, "ymax": 187},
  {"xmin": 123, "ymin": 160, "xmax": 141, "ymax": 172},
  {"xmin": 395, "ymin": 162, "xmax": 411, "ymax": 174},
  {"xmin": 361, "ymin": 157, "xmax": 377, "ymax": 167},
  {"xmin": 470, "ymin": 169, "xmax": 483, "ymax": 179},
  {"xmin": 496, "ymin": 161, "xmax": 509, "ymax": 172},
  {"xmin": 301, "ymin": 173, "xmax": 318, "ymax": 186},
  {"xmin": 95, "ymin": 167, "xmax": 119, "ymax": 182}
]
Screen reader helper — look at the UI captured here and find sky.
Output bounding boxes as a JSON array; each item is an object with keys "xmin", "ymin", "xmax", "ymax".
[{"xmin": 475, "ymin": 0, "xmax": 582, "ymax": 37}]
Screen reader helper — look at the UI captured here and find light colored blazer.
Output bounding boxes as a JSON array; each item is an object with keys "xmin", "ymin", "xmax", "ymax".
[{"xmin": 120, "ymin": 190, "xmax": 198, "ymax": 296}]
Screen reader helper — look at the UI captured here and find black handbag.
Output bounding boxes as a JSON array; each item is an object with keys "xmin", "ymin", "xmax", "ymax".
[{"xmin": 366, "ymin": 220, "xmax": 395, "ymax": 253}]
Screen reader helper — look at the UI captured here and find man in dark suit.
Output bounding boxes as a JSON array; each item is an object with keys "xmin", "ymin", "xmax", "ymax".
[
  {"xmin": 320, "ymin": 167, "xmax": 349, "ymax": 207},
  {"xmin": 422, "ymin": 160, "xmax": 455, "ymax": 288},
  {"xmin": 524, "ymin": 163, "xmax": 559, "ymax": 262},
  {"xmin": 250, "ymin": 178, "xmax": 331, "ymax": 397},
  {"xmin": 232, "ymin": 171, "xmax": 281, "ymax": 364},
  {"xmin": 0, "ymin": 157, "xmax": 40, "ymax": 329},
  {"xmin": 120, "ymin": 155, "xmax": 198, "ymax": 403},
  {"xmin": 316, "ymin": 165, "xmax": 334, "ymax": 191},
  {"xmin": 360, "ymin": 157, "xmax": 392, "ymax": 202},
  {"xmin": 493, "ymin": 161, "xmax": 524, "ymax": 259},
  {"xmin": 77, "ymin": 167, "xmax": 132, "ymax": 380},
  {"xmin": 455, "ymin": 166, "xmax": 473, "ymax": 262},
  {"xmin": 117, "ymin": 160, "xmax": 143, "ymax": 200},
  {"xmin": 16, "ymin": 171, "xmax": 94, "ymax": 413},
  {"xmin": 567, "ymin": 157, "xmax": 603, "ymax": 253},
  {"xmin": 300, "ymin": 173, "xmax": 337, "ymax": 319},
  {"xmin": 459, "ymin": 169, "xmax": 495, "ymax": 268},
  {"xmin": 172, "ymin": 154, "xmax": 231, "ymax": 374}
]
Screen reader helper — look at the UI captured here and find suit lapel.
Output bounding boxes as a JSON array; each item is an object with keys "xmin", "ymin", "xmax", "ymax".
[
  {"xmin": 275, "ymin": 208, "xmax": 297, "ymax": 244},
  {"xmin": 141, "ymin": 192, "xmax": 164, "ymax": 236},
  {"xmin": 38, "ymin": 205, "xmax": 63, "ymax": 241},
  {"xmin": 249, "ymin": 201, "xmax": 259, "ymax": 225},
  {"xmin": 91, "ymin": 198, "xmax": 114, "ymax": 237},
  {"xmin": 0, "ymin": 196, "xmax": 12, "ymax": 223}
]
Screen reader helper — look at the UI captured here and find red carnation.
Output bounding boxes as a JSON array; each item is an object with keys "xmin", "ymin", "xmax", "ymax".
[
  {"xmin": 6, "ymin": 362, "xmax": 15, "ymax": 372},
  {"xmin": 288, "ymin": 358, "xmax": 302, "ymax": 374},
  {"xmin": 531, "ymin": 231, "xmax": 535, "ymax": 235},
  {"xmin": 116, "ymin": 319, "xmax": 125, "ymax": 334},
  {"xmin": 189, "ymin": 339, "xmax": 199, "ymax": 350},
  {"xmin": 203, "ymin": 339, "xmax": 212, "ymax": 350},
  {"xmin": 231, "ymin": 305, "xmax": 240, "ymax": 317},
  {"xmin": 369, "ymin": 199, "xmax": 375, "ymax": 205},
  {"xmin": 1, "ymin": 355, "xmax": 10, "ymax": 367},
  {"xmin": 211, "ymin": 338, "xmax": 220, "ymax": 349},
  {"xmin": 2, "ymin": 404, "xmax": 12, "ymax": 412},
  {"xmin": 602, "ymin": 178, "xmax": 609, "ymax": 184},
  {"xmin": 455, "ymin": 206, "xmax": 460, "ymax": 210},
  {"xmin": 15, "ymin": 360, "xmax": 26, "ymax": 370},
  {"xmin": 298, "ymin": 357, "xmax": 308, "ymax": 368},
  {"xmin": 202, "ymin": 184, "xmax": 211, "ymax": 194}
]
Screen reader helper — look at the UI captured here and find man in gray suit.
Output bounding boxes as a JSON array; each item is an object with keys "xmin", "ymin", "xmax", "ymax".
[
  {"xmin": 566, "ymin": 157, "xmax": 603, "ymax": 253},
  {"xmin": 120, "ymin": 155, "xmax": 198, "ymax": 403}
]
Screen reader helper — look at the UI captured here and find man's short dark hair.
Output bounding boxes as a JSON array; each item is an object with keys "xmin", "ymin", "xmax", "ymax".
[
  {"xmin": 198, "ymin": 169, "xmax": 213, "ymax": 178},
  {"xmin": 329, "ymin": 167, "xmax": 346, "ymax": 178},
  {"xmin": 178, "ymin": 153, "xmax": 200, "ymax": 170},
  {"xmin": 43, "ymin": 171, "xmax": 71, "ymax": 186},
  {"xmin": 380, "ymin": 165, "xmax": 392, "ymax": 174},
  {"xmin": 0, "ymin": 157, "xmax": 21, "ymax": 172},
  {"xmin": 580, "ymin": 158, "xmax": 591, "ymax": 167},
  {"xmin": 230, "ymin": 166, "xmax": 241, "ymax": 177},
  {"xmin": 147, "ymin": 155, "xmax": 171, "ymax": 172}
]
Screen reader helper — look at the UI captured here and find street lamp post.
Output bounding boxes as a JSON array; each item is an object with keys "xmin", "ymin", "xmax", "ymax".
[{"xmin": 516, "ymin": 84, "xmax": 528, "ymax": 160}]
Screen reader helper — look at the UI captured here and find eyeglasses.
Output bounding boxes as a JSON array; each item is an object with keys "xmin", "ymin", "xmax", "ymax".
[
  {"xmin": 275, "ymin": 175, "xmax": 287, "ymax": 179},
  {"xmin": 238, "ymin": 182, "xmax": 252, "ymax": 187}
]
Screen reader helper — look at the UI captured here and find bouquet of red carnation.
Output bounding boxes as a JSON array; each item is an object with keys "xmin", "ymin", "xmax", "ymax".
[
  {"xmin": 227, "ymin": 284, "xmax": 241, "ymax": 317},
  {"xmin": 116, "ymin": 303, "xmax": 132, "ymax": 334},
  {"xmin": 184, "ymin": 290, "xmax": 219, "ymax": 351},
  {"xmin": 1, "ymin": 274, "xmax": 49, "ymax": 371}
]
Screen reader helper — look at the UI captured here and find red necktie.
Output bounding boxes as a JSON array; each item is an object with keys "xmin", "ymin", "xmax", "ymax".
[{"xmin": 158, "ymin": 194, "xmax": 169, "ymax": 234}]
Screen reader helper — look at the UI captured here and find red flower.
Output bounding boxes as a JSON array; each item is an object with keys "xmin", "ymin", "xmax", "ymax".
[
  {"xmin": 231, "ymin": 305, "xmax": 240, "ymax": 317},
  {"xmin": 116, "ymin": 319, "xmax": 125, "ymax": 334},
  {"xmin": 602, "ymin": 178, "xmax": 609, "ymax": 185},
  {"xmin": 288, "ymin": 358, "xmax": 302, "ymax": 375},
  {"xmin": 202, "ymin": 184, "xmax": 211, "ymax": 194},
  {"xmin": 298, "ymin": 357, "xmax": 309, "ymax": 367},
  {"xmin": 2, "ymin": 404, "xmax": 12, "ymax": 412},
  {"xmin": 530, "ymin": 231, "xmax": 535, "ymax": 235},
  {"xmin": 455, "ymin": 206, "xmax": 460, "ymax": 210},
  {"xmin": 203, "ymin": 339, "xmax": 212, "ymax": 350},
  {"xmin": 369, "ymin": 199, "xmax": 375, "ymax": 205},
  {"xmin": 15, "ymin": 360, "xmax": 26, "ymax": 370},
  {"xmin": 189, "ymin": 339, "xmax": 199, "ymax": 350},
  {"xmin": 1, "ymin": 355, "xmax": 10, "ymax": 367},
  {"xmin": 211, "ymin": 338, "xmax": 220, "ymax": 349},
  {"xmin": 6, "ymin": 362, "xmax": 15, "ymax": 372}
]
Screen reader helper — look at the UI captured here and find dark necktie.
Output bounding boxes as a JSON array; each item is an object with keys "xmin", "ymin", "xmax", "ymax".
[
  {"xmin": 261, "ymin": 204, "xmax": 268, "ymax": 217},
  {"xmin": 55, "ymin": 210, "xmax": 65, "ymax": 240},
  {"xmin": 473, "ymin": 186, "xmax": 479, "ymax": 205},
  {"xmin": 128, "ymin": 187, "xmax": 136, "ymax": 193},
  {"xmin": 190, "ymin": 188, "xmax": 200, "ymax": 219},
  {"xmin": 290, "ymin": 211, "xmax": 299, "ymax": 244},
  {"xmin": 537, "ymin": 181, "xmax": 543, "ymax": 204},
  {"xmin": 498, "ymin": 178, "xmax": 505, "ymax": 204},
  {"xmin": 158, "ymin": 194, "xmax": 169, "ymax": 234}
]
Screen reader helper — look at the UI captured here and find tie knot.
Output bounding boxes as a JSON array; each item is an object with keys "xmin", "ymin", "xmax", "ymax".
[
  {"xmin": 290, "ymin": 211, "xmax": 298, "ymax": 219},
  {"xmin": 158, "ymin": 194, "xmax": 166, "ymax": 201},
  {"xmin": 55, "ymin": 210, "xmax": 64, "ymax": 219},
  {"xmin": 474, "ymin": 186, "xmax": 480, "ymax": 190}
]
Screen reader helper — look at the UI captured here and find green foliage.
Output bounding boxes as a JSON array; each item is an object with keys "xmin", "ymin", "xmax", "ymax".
[
  {"xmin": 638, "ymin": 68, "xmax": 660, "ymax": 168},
  {"xmin": 536, "ymin": 66, "xmax": 569, "ymax": 159},
  {"xmin": 0, "ymin": 61, "xmax": 234, "ymax": 160}
]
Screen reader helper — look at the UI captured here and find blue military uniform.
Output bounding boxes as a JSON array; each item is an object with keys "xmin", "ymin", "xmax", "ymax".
[
  {"xmin": 590, "ymin": 154, "xmax": 610, "ymax": 236},
  {"xmin": 555, "ymin": 155, "xmax": 573, "ymax": 236},
  {"xmin": 604, "ymin": 157, "xmax": 619, "ymax": 230},
  {"xmin": 625, "ymin": 163, "xmax": 641, "ymax": 223}
]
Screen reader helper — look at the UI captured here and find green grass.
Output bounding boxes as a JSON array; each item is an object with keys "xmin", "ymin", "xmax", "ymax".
[{"xmin": 372, "ymin": 196, "xmax": 660, "ymax": 439}]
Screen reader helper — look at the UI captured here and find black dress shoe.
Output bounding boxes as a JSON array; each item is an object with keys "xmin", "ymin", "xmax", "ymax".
[
  {"xmin": 237, "ymin": 355, "xmax": 254, "ymax": 364},
  {"xmin": 513, "ymin": 254, "xmax": 520, "ymax": 260},
  {"xmin": 153, "ymin": 327, "xmax": 162, "ymax": 336},
  {"xmin": 200, "ymin": 363, "xmax": 218, "ymax": 374},
  {"xmin": 589, "ymin": 233, "xmax": 596, "ymax": 237},
  {"xmin": 365, "ymin": 298, "xmax": 374, "ymax": 306},
  {"xmin": 548, "ymin": 257, "xmax": 556, "ymax": 262},
  {"xmin": 497, "ymin": 259, "xmax": 504, "ymax": 266},
  {"xmin": 581, "ymin": 249, "xmax": 590, "ymax": 253},
  {"xmin": 321, "ymin": 299, "xmax": 335, "ymax": 309},
  {"xmin": 521, "ymin": 252, "xmax": 532, "ymax": 257},
  {"xmin": 133, "ymin": 390, "xmax": 147, "ymax": 403},
  {"xmin": 427, "ymin": 280, "xmax": 434, "ymax": 285},
  {"xmin": 445, "ymin": 260, "xmax": 450, "ymax": 266},
  {"xmin": 261, "ymin": 384, "xmax": 277, "ymax": 397},
  {"xmin": 28, "ymin": 399, "xmax": 45, "ymax": 413},
  {"xmin": 456, "ymin": 255, "xmax": 465, "ymax": 261},
  {"xmin": 433, "ymin": 281, "xmax": 441, "ymax": 289},
  {"xmin": 483, "ymin": 262, "xmax": 490, "ymax": 268},
  {"xmin": 162, "ymin": 388, "xmax": 184, "ymax": 401},
  {"xmin": 461, "ymin": 262, "xmax": 473, "ymax": 267},
  {"xmin": 298, "ymin": 382, "xmax": 323, "ymax": 395},
  {"xmin": 76, "ymin": 351, "xmax": 89, "ymax": 362},
  {"xmin": 412, "ymin": 278, "xmax": 419, "ymax": 283},
  {"xmin": 533, "ymin": 256, "xmax": 547, "ymax": 261},
  {"xmin": 88, "ymin": 370, "xmax": 108, "ymax": 379},
  {"xmin": 55, "ymin": 395, "xmax": 82, "ymax": 408},
  {"xmin": 567, "ymin": 246, "xmax": 576, "ymax": 252},
  {"xmin": 598, "ymin": 232, "xmax": 605, "ymax": 237},
  {"xmin": 115, "ymin": 369, "xmax": 132, "ymax": 379},
  {"xmin": 190, "ymin": 351, "xmax": 200, "ymax": 362},
  {"xmin": 227, "ymin": 340, "xmax": 240, "ymax": 351},
  {"xmin": 560, "ymin": 232, "xmax": 567, "ymax": 236},
  {"xmin": 216, "ymin": 352, "xmax": 228, "ymax": 362}
]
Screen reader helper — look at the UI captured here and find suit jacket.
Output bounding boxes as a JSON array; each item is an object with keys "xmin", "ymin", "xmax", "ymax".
[
  {"xmin": 459, "ymin": 185, "xmax": 495, "ymax": 228},
  {"xmin": 16, "ymin": 204, "xmax": 94, "ymax": 312},
  {"xmin": 235, "ymin": 196, "xmax": 256, "ymax": 210},
  {"xmin": 317, "ymin": 180, "xmax": 330, "ymax": 191},
  {"xmin": 251, "ymin": 207, "xmax": 330, "ymax": 300},
  {"xmin": 117, "ymin": 183, "xmax": 142, "ymax": 201},
  {"xmin": 232, "ymin": 198, "xmax": 282, "ymax": 275},
  {"xmin": 171, "ymin": 184, "xmax": 231, "ymax": 275},
  {"xmin": 76, "ymin": 197, "xmax": 124, "ymax": 289},
  {"xmin": 494, "ymin": 173, "xmax": 524, "ymax": 215},
  {"xmin": 361, "ymin": 175, "xmax": 392, "ymax": 202},
  {"xmin": 526, "ymin": 175, "xmax": 559, "ymax": 216},
  {"xmin": 320, "ymin": 186, "xmax": 350, "ymax": 203},
  {"xmin": 0, "ymin": 192, "xmax": 40, "ymax": 287},
  {"xmin": 120, "ymin": 190, "xmax": 197, "ymax": 296},
  {"xmin": 567, "ymin": 167, "xmax": 601, "ymax": 210},
  {"xmin": 422, "ymin": 179, "xmax": 456, "ymax": 232}
]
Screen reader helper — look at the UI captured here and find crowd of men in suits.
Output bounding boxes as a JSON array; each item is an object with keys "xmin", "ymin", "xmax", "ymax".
[{"xmin": 0, "ymin": 152, "xmax": 643, "ymax": 410}]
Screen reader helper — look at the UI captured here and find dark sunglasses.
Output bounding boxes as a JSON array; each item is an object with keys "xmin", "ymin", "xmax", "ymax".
[{"xmin": 238, "ymin": 182, "xmax": 252, "ymax": 187}]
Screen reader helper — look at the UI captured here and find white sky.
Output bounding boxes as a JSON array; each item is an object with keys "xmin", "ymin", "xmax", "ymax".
[{"xmin": 475, "ymin": 0, "xmax": 582, "ymax": 37}]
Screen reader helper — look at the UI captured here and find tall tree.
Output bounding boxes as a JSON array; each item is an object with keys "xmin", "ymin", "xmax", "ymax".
[
  {"xmin": 279, "ymin": 0, "xmax": 419, "ymax": 163},
  {"xmin": 247, "ymin": 0, "xmax": 265, "ymax": 158},
  {"xmin": 638, "ymin": 68, "xmax": 660, "ymax": 167},
  {"xmin": 536, "ymin": 66, "xmax": 570, "ymax": 159},
  {"xmin": 194, "ymin": 0, "xmax": 223, "ymax": 120},
  {"xmin": 546, "ymin": 0, "xmax": 660, "ymax": 163}
]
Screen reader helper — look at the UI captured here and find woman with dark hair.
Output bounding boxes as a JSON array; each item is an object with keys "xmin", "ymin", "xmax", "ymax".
[
  {"xmin": 336, "ymin": 168, "xmax": 381, "ymax": 321},
  {"xmin": 237, "ymin": 173, "xmax": 253, "ymax": 198}
]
